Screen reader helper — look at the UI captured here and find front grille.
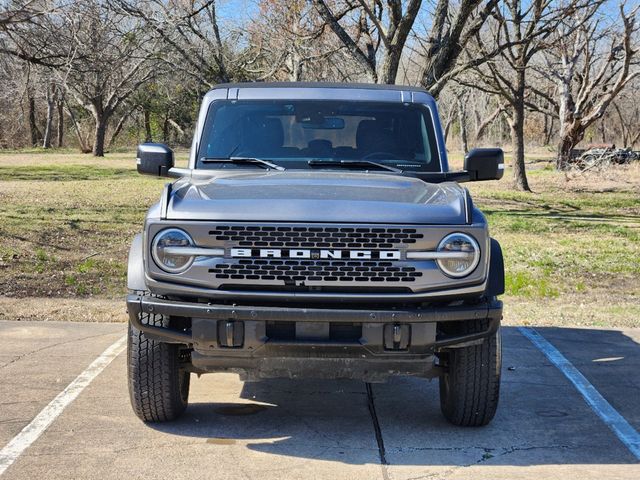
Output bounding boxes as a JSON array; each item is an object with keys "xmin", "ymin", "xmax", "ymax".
[
  {"xmin": 209, "ymin": 259, "xmax": 423, "ymax": 283},
  {"xmin": 209, "ymin": 226, "xmax": 423, "ymax": 249}
]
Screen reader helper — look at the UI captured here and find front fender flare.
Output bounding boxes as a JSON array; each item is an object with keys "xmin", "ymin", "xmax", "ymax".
[
  {"xmin": 486, "ymin": 238, "xmax": 505, "ymax": 297},
  {"xmin": 127, "ymin": 233, "xmax": 146, "ymax": 292}
]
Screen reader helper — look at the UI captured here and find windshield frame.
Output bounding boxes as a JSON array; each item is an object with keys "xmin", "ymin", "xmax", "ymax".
[{"xmin": 194, "ymin": 98, "xmax": 445, "ymax": 174}]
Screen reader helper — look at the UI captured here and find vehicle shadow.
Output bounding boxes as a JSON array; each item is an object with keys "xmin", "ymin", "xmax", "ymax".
[{"xmin": 149, "ymin": 326, "xmax": 640, "ymax": 466}]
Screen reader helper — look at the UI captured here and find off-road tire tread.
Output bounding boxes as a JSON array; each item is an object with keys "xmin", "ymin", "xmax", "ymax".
[
  {"xmin": 128, "ymin": 310, "xmax": 189, "ymax": 422},
  {"xmin": 439, "ymin": 318, "xmax": 501, "ymax": 427}
]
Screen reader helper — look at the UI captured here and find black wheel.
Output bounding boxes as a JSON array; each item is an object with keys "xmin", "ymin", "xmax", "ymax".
[
  {"xmin": 438, "ymin": 318, "xmax": 501, "ymax": 426},
  {"xmin": 127, "ymin": 310, "xmax": 190, "ymax": 422}
]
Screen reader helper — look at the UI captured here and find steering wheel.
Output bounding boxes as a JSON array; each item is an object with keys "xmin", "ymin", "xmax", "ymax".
[{"xmin": 362, "ymin": 151, "xmax": 401, "ymax": 160}]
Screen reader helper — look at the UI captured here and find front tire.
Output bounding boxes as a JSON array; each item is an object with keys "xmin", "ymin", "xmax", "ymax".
[
  {"xmin": 438, "ymin": 319, "xmax": 501, "ymax": 426},
  {"xmin": 127, "ymin": 311, "xmax": 190, "ymax": 422}
]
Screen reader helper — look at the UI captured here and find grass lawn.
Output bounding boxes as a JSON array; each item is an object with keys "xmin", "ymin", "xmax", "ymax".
[{"xmin": 0, "ymin": 149, "xmax": 638, "ymax": 327}]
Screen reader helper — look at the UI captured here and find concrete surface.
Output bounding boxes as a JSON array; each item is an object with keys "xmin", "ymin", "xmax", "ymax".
[{"xmin": 0, "ymin": 321, "xmax": 639, "ymax": 479}]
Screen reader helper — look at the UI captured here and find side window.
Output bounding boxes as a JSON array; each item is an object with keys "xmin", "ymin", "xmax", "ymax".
[{"xmin": 420, "ymin": 113, "xmax": 432, "ymax": 164}]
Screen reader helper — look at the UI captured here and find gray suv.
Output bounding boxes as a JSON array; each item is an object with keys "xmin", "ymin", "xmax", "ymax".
[{"xmin": 126, "ymin": 83, "xmax": 505, "ymax": 426}]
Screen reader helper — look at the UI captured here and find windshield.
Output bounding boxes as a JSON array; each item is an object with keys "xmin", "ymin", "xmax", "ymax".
[{"xmin": 197, "ymin": 100, "xmax": 441, "ymax": 172}]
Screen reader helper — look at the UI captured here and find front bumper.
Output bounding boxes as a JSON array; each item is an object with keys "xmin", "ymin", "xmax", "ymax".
[{"xmin": 126, "ymin": 294, "xmax": 502, "ymax": 381}]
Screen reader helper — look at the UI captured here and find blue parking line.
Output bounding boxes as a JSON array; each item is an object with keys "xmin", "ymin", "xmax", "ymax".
[{"xmin": 519, "ymin": 327, "xmax": 640, "ymax": 460}]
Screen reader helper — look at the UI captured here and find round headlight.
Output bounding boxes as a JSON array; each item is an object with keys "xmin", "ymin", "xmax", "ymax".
[
  {"xmin": 152, "ymin": 228, "xmax": 195, "ymax": 273},
  {"xmin": 436, "ymin": 233, "xmax": 480, "ymax": 278}
]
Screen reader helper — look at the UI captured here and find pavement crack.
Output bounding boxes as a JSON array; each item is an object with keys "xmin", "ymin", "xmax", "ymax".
[
  {"xmin": 365, "ymin": 382, "xmax": 391, "ymax": 480},
  {"xmin": 402, "ymin": 444, "xmax": 582, "ymax": 480},
  {"xmin": 0, "ymin": 331, "xmax": 120, "ymax": 369},
  {"xmin": 493, "ymin": 443, "xmax": 576, "ymax": 458}
]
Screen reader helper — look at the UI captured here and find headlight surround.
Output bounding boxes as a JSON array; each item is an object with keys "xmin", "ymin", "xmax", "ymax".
[
  {"xmin": 151, "ymin": 228, "xmax": 195, "ymax": 273},
  {"xmin": 436, "ymin": 233, "xmax": 480, "ymax": 278}
]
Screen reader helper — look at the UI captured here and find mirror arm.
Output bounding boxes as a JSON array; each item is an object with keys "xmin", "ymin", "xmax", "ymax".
[
  {"xmin": 410, "ymin": 171, "xmax": 472, "ymax": 183},
  {"xmin": 167, "ymin": 167, "xmax": 191, "ymax": 178},
  {"xmin": 444, "ymin": 171, "xmax": 473, "ymax": 183},
  {"xmin": 460, "ymin": 170, "xmax": 476, "ymax": 182}
]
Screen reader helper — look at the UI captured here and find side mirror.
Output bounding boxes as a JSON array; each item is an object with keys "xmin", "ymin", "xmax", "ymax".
[
  {"xmin": 464, "ymin": 148, "xmax": 504, "ymax": 181},
  {"xmin": 136, "ymin": 143, "xmax": 174, "ymax": 177}
]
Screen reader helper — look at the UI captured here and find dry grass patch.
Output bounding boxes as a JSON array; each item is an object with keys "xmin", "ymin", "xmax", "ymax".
[{"xmin": 0, "ymin": 296, "xmax": 127, "ymax": 323}]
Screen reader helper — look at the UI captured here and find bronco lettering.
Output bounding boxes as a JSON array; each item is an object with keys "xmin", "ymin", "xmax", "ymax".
[{"xmin": 229, "ymin": 248, "xmax": 401, "ymax": 260}]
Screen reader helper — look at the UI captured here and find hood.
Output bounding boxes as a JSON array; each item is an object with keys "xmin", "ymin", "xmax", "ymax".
[{"xmin": 166, "ymin": 171, "xmax": 468, "ymax": 224}]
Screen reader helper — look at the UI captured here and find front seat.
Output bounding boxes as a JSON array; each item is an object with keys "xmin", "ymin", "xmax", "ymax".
[
  {"xmin": 304, "ymin": 139, "xmax": 333, "ymax": 158},
  {"xmin": 356, "ymin": 120, "xmax": 398, "ymax": 157}
]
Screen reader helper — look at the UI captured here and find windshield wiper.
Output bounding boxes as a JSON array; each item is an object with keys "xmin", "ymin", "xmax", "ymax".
[
  {"xmin": 307, "ymin": 159, "xmax": 402, "ymax": 173},
  {"xmin": 200, "ymin": 157, "xmax": 285, "ymax": 171}
]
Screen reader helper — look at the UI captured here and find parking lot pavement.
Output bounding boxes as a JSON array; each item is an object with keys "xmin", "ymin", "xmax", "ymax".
[
  {"xmin": 0, "ymin": 322, "xmax": 639, "ymax": 479},
  {"xmin": 534, "ymin": 327, "xmax": 640, "ymax": 432},
  {"xmin": 0, "ymin": 321, "xmax": 125, "ymax": 447}
]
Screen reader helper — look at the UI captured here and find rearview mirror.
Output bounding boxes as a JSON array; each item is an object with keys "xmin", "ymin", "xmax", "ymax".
[
  {"xmin": 464, "ymin": 148, "xmax": 504, "ymax": 181},
  {"xmin": 136, "ymin": 143, "xmax": 174, "ymax": 177},
  {"xmin": 300, "ymin": 117, "xmax": 345, "ymax": 129}
]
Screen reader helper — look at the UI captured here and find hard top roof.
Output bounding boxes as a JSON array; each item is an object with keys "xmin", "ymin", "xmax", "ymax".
[{"xmin": 209, "ymin": 81, "xmax": 432, "ymax": 96}]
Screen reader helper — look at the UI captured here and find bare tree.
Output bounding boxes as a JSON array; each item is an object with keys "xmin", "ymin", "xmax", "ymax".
[
  {"xmin": 55, "ymin": 2, "xmax": 156, "ymax": 156},
  {"xmin": 0, "ymin": 1, "xmax": 73, "ymax": 67},
  {"xmin": 456, "ymin": 88, "xmax": 470, "ymax": 154},
  {"xmin": 0, "ymin": 0, "xmax": 52, "ymax": 28},
  {"xmin": 241, "ymin": 0, "xmax": 345, "ymax": 81},
  {"xmin": 312, "ymin": 0, "xmax": 422, "ymax": 84},
  {"xmin": 114, "ymin": 0, "xmax": 238, "ymax": 87},
  {"xmin": 475, "ymin": 103, "xmax": 506, "ymax": 142},
  {"xmin": 41, "ymin": 80, "xmax": 58, "ymax": 148},
  {"xmin": 610, "ymin": 78, "xmax": 640, "ymax": 148},
  {"xmin": 55, "ymin": 92, "xmax": 64, "ymax": 147},
  {"xmin": 3, "ymin": 2, "xmax": 157, "ymax": 155},
  {"xmin": 462, "ymin": 0, "xmax": 598, "ymax": 190},
  {"xmin": 415, "ymin": 0, "xmax": 498, "ymax": 96},
  {"xmin": 313, "ymin": 0, "xmax": 504, "ymax": 92},
  {"xmin": 538, "ymin": 4, "xmax": 639, "ymax": 169}
]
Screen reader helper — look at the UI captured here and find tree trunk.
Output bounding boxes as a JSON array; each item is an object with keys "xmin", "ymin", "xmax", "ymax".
[
  {"xmin": 42, "ymin": 87, "xmax": 55, "ymax": 149},
  {"xmin": 289, "ymin": 40, "xmax": 304, "ymax": 82},
  {"xmin": 476, "ymin": 106, "xmax": 502, "ymax": 141},
  {"xmin": 28, "ymin": 96, "xmax": 40, "ymax": 147},
  {"xmin": 93, "ymin": 117, "xmax": 109, "ymax": 157},
  {"xmin": 556, "ymin": 123, "xmax": 583, "ymax": 170},
  {"xmin": 109, "ymin": 104, "xmax": 137, "ymax": 148},
  {"xmin": 443, "ymin": 107, "xmax": 455, "ymax": 143},
  {"xmin": 108, "ymin": 115, "xmax": 127, "ymax": 148},
  {"xmin": 56, "ymin": 99, "xmax": 64, "ymax": 148},
  {"xmin": 143, "ymin": 108, "xmax": 152, "ymax": 143},
  {"xmin": 168, "ymin": 119, "xmax": 185, "ymax": 142},
  {"xmin": 66, "ymin": 99, "xmax": 89, "ymax": 153},
  {"xmin": 457, "ymin": 98, "xmax": 469, "ymax": 154},
  {"xmin": 379, "ymin": 47, "xmax": 401, "ymax": 85},
  {"xmin": 162, "ymin": 115, "xmax": 170, "ymax": 143},
  {"xmin": 509, "ymin": 65, "xmax": 530, "ymax": 191},
  {"xmin": 543, "ymin": 114, "xmax": 554, "ymax": 146},
  {"xmin": 612, "ymin": 104, "xmax": 628, "ymax": 147}
]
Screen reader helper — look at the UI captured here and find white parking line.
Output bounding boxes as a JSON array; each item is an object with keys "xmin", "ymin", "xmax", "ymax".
[
  {"xmin": 0, "ymin": 335, "xmax": 127, "ymax": 476},
  {"xmin": 519, "ymin": 327, "xmax": 640, "ymax": 460}
]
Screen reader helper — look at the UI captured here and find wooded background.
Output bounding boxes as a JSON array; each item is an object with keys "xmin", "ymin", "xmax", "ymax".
[{"xmin": 1, "ymin": 0, "xmax": 639, "ymax": 190}]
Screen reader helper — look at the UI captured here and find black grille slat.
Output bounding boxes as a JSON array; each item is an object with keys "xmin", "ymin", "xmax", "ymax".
[
  {"xmin": 209, "ymin": 226, "xmax": 422, "ymax": 249},
  {"xmin": 209, "ymin": 259, "xmax": 421, "ymax": 283}
]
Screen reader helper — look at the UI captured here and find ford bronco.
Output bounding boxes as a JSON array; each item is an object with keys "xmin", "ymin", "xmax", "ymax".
[{"xmin": 127, "ymin": 83, "xmax": 505, "ymax": 426}]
